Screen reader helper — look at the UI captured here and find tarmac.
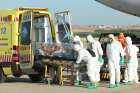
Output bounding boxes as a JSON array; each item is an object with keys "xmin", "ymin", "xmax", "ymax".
[{"xmin": 0, "ymin": 75, "xmax": 140, "ymax": 93}]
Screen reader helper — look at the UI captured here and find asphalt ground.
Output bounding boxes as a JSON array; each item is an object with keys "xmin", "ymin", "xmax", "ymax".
[{"xmin": 0, "ymin": 75, "xmax": 140, "ymax": 93}]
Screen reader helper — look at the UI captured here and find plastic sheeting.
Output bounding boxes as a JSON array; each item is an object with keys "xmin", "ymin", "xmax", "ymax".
[{"xmin": 35, "ymin": 43, "xmax": 76, "ymax": 61}]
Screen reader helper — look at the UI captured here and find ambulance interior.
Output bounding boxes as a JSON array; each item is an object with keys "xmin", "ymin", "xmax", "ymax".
[
  {"xmin": 20, "ymin": 12, "xmax": 53, "ymax": 52},
  {"xmin": 32, "ymin": 13, "xmax": 52, "ymax": 44}
]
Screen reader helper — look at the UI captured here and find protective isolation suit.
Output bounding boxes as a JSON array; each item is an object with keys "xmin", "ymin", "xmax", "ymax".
[
  {"xmin": 74, "ymin": 44, "xmax": 98, "ymax": 88},
  {"xmin": 125, "ymin": 36, "xmax": 139, "ymax": 84},
  {"xmin": 87, "ymin": 35, "xmax": 103, "ymax": 82},
  {"xmin": 117, "ymin": 33, "xmax": 128, "ymax": 83},
  {"xmin": 106, "ymin": 34, "xmax": 124, "ymax": 88},
  {"xmin": 73, "ymin": 35, "xmax": 84, "ymax": 85},
  {"xmin": 73, "ymin": 35, "xmax": 84, "ymax": 48}
]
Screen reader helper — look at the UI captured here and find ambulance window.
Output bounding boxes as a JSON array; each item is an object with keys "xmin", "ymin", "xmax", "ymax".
[
  {"xmin": 39, "ymin": 28, "xmax": 45, "ymax": 42},
  {"xmin": 34, "ymin": 16, "xmax": 52, "ymax": 43},
  {"xmin": 35, "ymin": 28, "xmax": 39, "ymax": 42},
  {"xmin": 20, "ymin": 21, "xmax": 31, "ymax": 45}
]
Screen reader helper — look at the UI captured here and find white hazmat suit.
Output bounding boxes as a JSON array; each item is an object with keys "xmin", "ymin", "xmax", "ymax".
[
  {"xmin": 106, "ymin": 34, "xmax": 124, "ymax": 87},
  {"xmin": 74, "ymin": 44, "xmax": 98, "ymax": 83},
  {"xmin": 73, "ymin": 35, "xmax": 84, "ymax": 84},
  {"xmin": 125, "ymin": 36, "xmax": 139, "ymax": 84},
  {"xmin": 87, "ymin": 35, "xmax": 103, "ymax": 82}
]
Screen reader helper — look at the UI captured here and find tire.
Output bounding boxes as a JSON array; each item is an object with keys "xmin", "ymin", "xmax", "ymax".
[
  {"xmin": 0, "ymin": 72, "xmax": 6, "ymax": 83},
  {"xmin": 13, "ymin": 74, "xmax": 21, "ymax": 78},
  {"xmin": 138, "ymin": 71, "xmax": 140, "ymax": 81},
  {"xmin": 29, "ymin": 74, "xmax": 43, "ymax": 82}
]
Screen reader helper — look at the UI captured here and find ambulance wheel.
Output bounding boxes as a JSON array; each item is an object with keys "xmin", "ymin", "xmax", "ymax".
[
  {"xmin": 0, "ymin": 72, "xmax": 6, "ymax": 83},
  {"xmin": 13, "ymin": 74, "xmax": 21, "ymax": 77},
  {"xmin": 138, "ymin": 71, "xmax": 140, "ymax": 81},
  {"xmin": 29, "ymin": 74, "xmax": 43, "ymax": 82}
]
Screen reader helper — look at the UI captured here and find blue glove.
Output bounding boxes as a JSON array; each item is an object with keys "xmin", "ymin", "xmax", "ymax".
[
  {"xmin": 98, "ymin": 55, "xmax": 104, "ymax": 64},
  {"xmin": 119, "ymin": 56, "xmax": 124, "ymax": 65}
]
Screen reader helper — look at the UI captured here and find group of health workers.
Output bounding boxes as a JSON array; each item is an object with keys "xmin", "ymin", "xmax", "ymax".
[{"xmin": 73, "ymin": 33, "xmax": 139, "ymax": 89}]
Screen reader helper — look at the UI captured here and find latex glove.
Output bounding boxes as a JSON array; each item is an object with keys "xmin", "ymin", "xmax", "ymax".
[
  {"xmin": 98, "ymin": 55, "xmax": 104, "ymax": 64},
  {"xmin": 119, "ymin": 56, "xmax": 124, "ymax": 65},
  {"xmin": 128, "ymin": 58, "xmax": 132, "ymax": 63}
]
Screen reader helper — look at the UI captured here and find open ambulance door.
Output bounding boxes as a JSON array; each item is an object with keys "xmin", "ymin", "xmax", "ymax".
[
  {"xmin": 19, "ymin": 11, "xmax": 35, "ymax": 74},
  {"xmin": 55, "ymin": 11, "xmax": 73, "ymax": 44}
]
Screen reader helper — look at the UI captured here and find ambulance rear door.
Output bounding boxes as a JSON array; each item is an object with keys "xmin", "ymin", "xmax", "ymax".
[{"xmin": 19, "ymin": 11, "xmax": 35, "ymax": 73}]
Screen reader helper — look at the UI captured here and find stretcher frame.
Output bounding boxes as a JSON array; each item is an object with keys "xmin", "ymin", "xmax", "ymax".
[{"xmin": 42, "ymin": 58, "xmax": 75, "ymax": 85}]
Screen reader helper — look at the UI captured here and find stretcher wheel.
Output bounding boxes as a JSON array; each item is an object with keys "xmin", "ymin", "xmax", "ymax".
[{"xmin": 59, "ymin": 80, "xmax": 64, "ymax": 86}]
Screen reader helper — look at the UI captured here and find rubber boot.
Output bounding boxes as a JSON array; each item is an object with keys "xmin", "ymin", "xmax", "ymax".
[
  {"xmin": 91, "ymin": 84, "xmax": 97, "ymax": 88},
  {"xmin": 85, "ymin": 83, "xmax": 92, "ymax": 88},
  {"xmin": 74, "ymin": 80, "xmax": 81, "ymax": 86},
  {"xmin": 96, "ymin": 82, "xmax": 100, "ymax": 87},
  {"xmin": 86, "ymin": 83, "xmax": 97, "ymax": 89},
  {"xmin": 127, "ymin": 81, "xmax": 133, "ymax": 85},
  {"xmin": 115, "ymin": 82, "xmax": 120, "ymax": 87},
  {"xmin": 123, "ymin": 80, "xmax": 129, "ymax": 85},
  {"xmin": 108, "ymin": 84, "xmax": 116, "ymax": 88},
  {"xmin": 122, "ymin": 80, "xmax": 128, "ymax": 83}
]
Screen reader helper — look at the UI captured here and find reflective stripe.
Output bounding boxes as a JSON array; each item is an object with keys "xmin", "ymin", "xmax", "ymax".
[
  {"xmin": 0, "ymin": 55, "xmax": 12, "ymax": 62},
  {"xmin": 20, "ymin": 55, "xmax": 30, "ymax": 62}
]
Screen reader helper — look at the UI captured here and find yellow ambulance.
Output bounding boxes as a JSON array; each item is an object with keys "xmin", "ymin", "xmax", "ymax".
[{"xmin": 0, "ymin": 7, "xmax": 56, "ymax": 82}]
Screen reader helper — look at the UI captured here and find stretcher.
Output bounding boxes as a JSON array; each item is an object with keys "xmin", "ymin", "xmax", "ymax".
[{"xmin": 41, "ymin": 55, "xmax": 76, "ymax": 85}]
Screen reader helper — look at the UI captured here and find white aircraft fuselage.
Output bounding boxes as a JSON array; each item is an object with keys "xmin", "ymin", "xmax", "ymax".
[{"xmin": 96, "ymin": 0, "xmax": 140, "ymax": 17}]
